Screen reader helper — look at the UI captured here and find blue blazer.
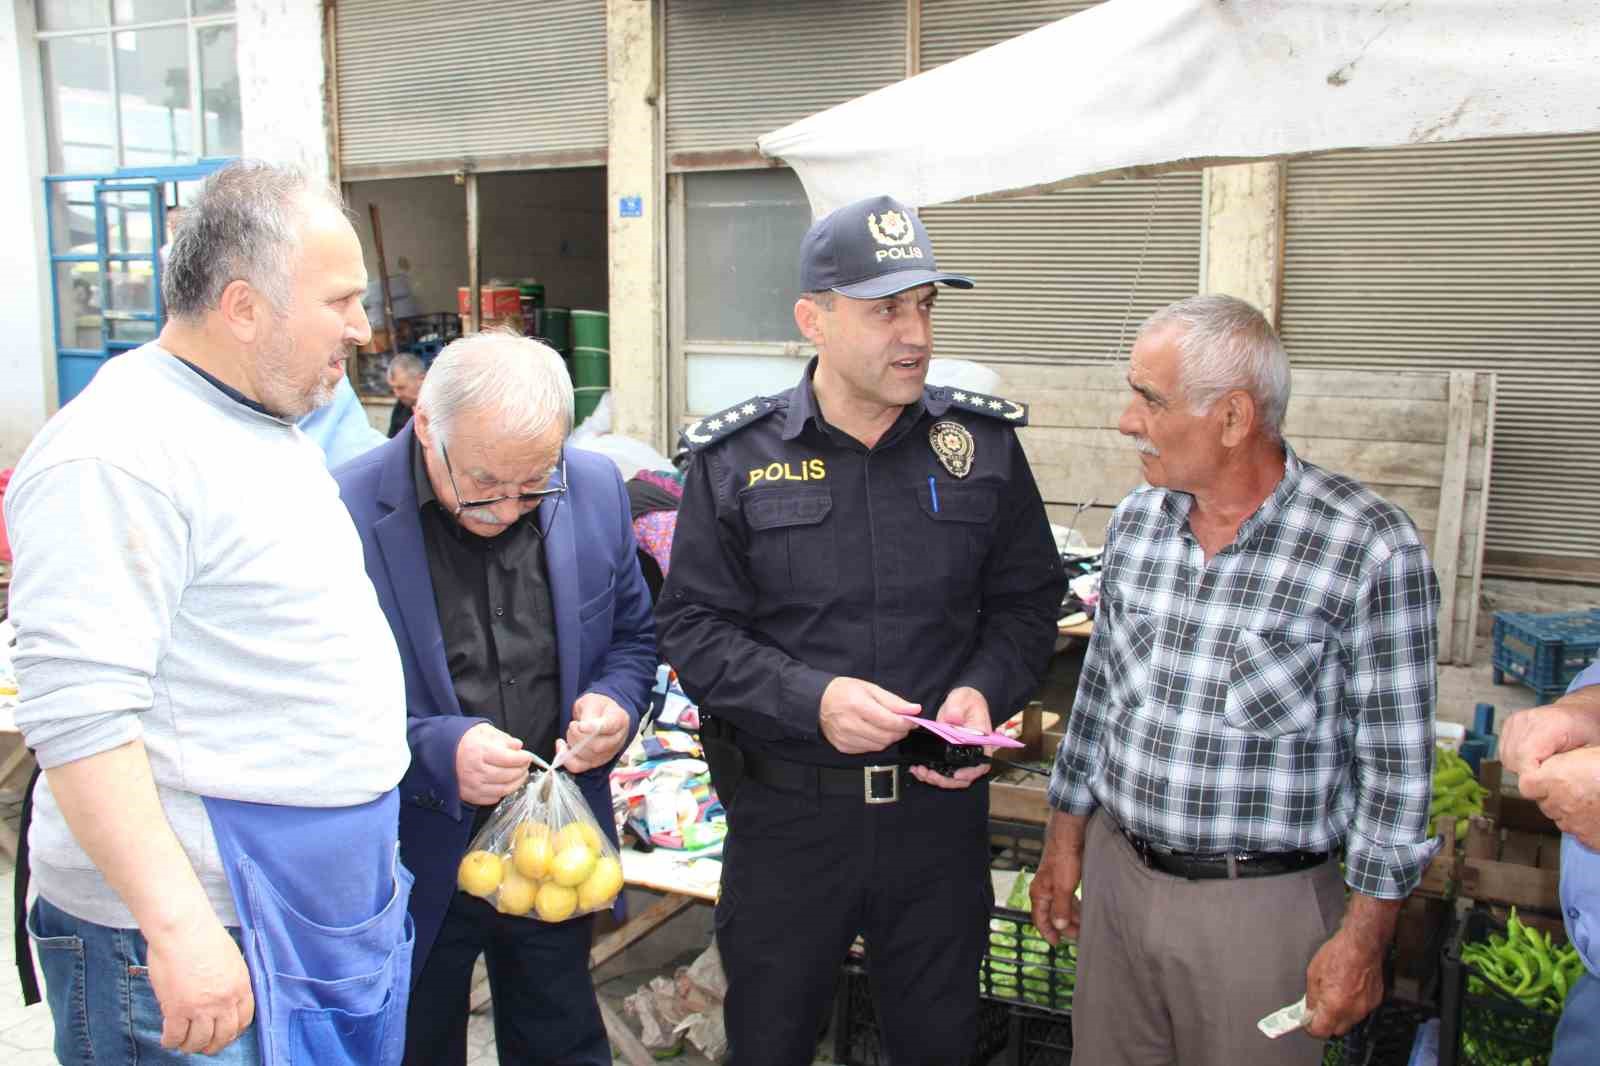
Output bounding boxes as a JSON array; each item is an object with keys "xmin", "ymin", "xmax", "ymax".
[{"xmin": 334, "ymin": 425, "xmax": 656, "ymax": 975}]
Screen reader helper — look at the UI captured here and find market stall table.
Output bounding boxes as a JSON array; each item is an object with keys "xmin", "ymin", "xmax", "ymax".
[{"xmin": 592, "ymin": 845, "xmax": 721, "ymax": 969}]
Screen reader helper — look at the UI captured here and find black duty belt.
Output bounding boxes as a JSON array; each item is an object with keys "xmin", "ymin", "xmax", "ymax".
[
  {"xmin": 743, "ymin": 749, "xmax": 907, "ymax": 804},
  {"xmin": 1122, "ymin": 829, "xmax": 1329, "ymax": 881}
]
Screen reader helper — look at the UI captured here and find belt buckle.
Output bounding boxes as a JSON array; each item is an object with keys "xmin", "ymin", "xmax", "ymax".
[{"xmin": 864, "ymin": 765, "xmax": 899, "ymax": 804}]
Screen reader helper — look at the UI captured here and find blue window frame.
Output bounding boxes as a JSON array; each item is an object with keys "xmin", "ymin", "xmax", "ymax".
[{"xmin": 44, "ymin": 159, "xmax": 227, "ymax": 403}]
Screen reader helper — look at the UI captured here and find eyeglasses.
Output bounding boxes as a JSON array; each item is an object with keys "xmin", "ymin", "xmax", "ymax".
[{"xmin": 440, "ymin": 443, "xmax": 566, "ymax": 517}]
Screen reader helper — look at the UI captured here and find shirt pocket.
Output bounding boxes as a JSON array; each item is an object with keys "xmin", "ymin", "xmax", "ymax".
[
  {"xmin": 1224, "ymin": 627, "xmax": 1325, "ymax": 736},
  {"xmin": 1108, "ymin": 603, "xmax": 1159, "ymax": 705},
  {"xmin": 917, "ymin": 482, "xmax": 997, "ymax": 579},
  {"xmin": 741, "ymin": 488, "xmax": 836, "ymax": 603}
]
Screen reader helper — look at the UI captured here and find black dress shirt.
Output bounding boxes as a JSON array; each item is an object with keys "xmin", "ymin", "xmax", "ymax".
[
  {"xmin": 413, "ymin": 436, "xmax": 561, "ymax": 764},
  {"xmin": 388, "ymin": 402, "xmax": 413, "ymax": 438}
]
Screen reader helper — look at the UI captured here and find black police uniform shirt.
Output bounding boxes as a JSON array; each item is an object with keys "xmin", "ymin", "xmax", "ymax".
[{"xmin": 657, "ymin": 359, "xmax": 1066, "ymax": 769}]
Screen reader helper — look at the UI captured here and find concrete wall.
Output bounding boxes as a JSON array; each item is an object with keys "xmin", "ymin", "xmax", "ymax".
[
  {"xmin": 237, "ymin": 0, "xmax": 330, "ymax": 177},
  {"xmin": 0, "ymin": 1, "xmax": 55, "ymax": 471},
  {"xmin": 479, "ymin": 169, "xmax": 609, "ymax": 312},
  {"xmin": 348, "ymin": 176, "xmax": 468, "ymax": 316},
  {"xmin": 606, "ymin": 0, "xmax": 666, "ymax": 450},
  {"xmin": 1201, "ymin": 162, "xmax": 1284, "ymax": 325},
  {"xmin": 347, "ymin": 169, "xmax": 608, "ymax": 320}
]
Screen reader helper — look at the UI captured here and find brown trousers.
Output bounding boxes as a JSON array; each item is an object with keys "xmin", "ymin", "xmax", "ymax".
[{"xmin": 1071, "ymin": 810, "xmax": 1346, "ymax": 1066}]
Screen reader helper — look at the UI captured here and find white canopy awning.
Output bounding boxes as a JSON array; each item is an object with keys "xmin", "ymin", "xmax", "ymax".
[{"xmin": 758, "ymin": 0, "xmax": 1600, "ymax": 215}]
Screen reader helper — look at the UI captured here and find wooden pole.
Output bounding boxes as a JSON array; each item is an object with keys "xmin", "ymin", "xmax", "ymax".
[
  {"xmin": 368, "ymin": 203, "xmax": 397, "ymax": 359},
  {"xmin": 464, "ymin": 172, "xmax": 481, "ymax": 333}
]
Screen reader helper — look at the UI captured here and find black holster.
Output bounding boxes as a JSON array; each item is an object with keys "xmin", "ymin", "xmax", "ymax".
[{"xmin": 698, "ymin": 713, "xmax": 745, "ymax": 812}]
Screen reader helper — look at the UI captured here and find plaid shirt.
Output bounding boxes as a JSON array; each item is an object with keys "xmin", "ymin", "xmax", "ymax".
[{"xmin": 1050, "ymin": 446, "xmax": 1440, "ymax": 899}]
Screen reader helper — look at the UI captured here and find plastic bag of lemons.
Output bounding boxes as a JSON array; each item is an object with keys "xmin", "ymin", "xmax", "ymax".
[{"xmin": 456, "ymin": 759, "xmax": 624, "ymax": 922}]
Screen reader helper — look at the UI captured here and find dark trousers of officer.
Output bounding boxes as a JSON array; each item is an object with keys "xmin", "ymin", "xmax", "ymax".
[
  {"xmin": 403, "ymin": 892, "xmax": 608, "ymax": 1066},
  {"xmin": 716, "ymin": 773, "xmax": 991, "ymax": 1066}
]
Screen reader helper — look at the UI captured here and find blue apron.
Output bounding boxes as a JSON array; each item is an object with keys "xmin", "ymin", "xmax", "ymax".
[{"xmin": 203, "ymin": 790, "xmax": 414, "ymax": 1066}]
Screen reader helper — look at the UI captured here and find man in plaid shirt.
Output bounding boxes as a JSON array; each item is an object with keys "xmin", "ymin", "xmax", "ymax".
[{"xmin": 1031, "ymin": 295, "xmax": 1439, "ymax": 1066}]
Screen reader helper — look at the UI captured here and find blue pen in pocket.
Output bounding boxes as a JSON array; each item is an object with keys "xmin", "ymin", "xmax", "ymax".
[{"xmin": 928, "ymin": 476, "xmax": 940, "ymax": 513}]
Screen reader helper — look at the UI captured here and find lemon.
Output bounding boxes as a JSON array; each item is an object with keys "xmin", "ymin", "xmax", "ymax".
[
  {"xmin": 512, "ymin": 821, "xmax": 549, "ymax": 848},
  {"xmin": 550, "ymin": 843, "xmax": 597, "ymax": 887},
  {"xmin": 496, "ymin": 870, "xmax": 538, "ymax": 916},
  {"xmin": 577, "ymin": 856, "xmax": 623, "ymax": 911},
  {"xmin": 535, "ymin": 881, "xmax": 578, "ymax": 922},
  {"xmin": 554, "ymin": 821, "xmax": 604, "ymax": 856},
  {"xmin": 456, "ymin": 850, "xmax": 502, "ymax": 898},
  {"xmin": 513, "ymin": 832, "xmax": 553, "ymax": 880}
]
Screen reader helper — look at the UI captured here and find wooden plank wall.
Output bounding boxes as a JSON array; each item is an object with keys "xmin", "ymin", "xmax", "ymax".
[{"xmin": 993, "ymin": 361, "xmax": 1495, "ymax": 665}]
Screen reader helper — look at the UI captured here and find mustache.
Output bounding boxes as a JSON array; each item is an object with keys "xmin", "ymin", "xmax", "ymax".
[
  {"xmin": 458, "ymin": 506, "xmax": 509, "ymax": 526},
  {"xmin": 1132, "ymin": 436, "xmax": 1161, "ymax": 457}
]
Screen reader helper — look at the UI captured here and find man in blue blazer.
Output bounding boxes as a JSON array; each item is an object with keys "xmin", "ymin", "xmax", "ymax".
[{"xmin": 334, "ymin": 331, "xmax": 655, "ymax": 1066}]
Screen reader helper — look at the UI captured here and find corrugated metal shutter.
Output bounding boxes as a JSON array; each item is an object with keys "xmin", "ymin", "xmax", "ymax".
[
  {"xmin": 1282, "ymin": 135, "xmax": 1600, "ymax": 579},
  {"xmin": 664, "ymin": 0, "xmax": 906, "ymax": 159},
  {"xmin": 915, "ymin": 1, "xmax": 1200, "ymax": 367},
  {"xmin": 921, "ymin": 174, "xmax": 1204, "ymax": 364},
  {"xmin": 336, "ymin": 0, "xmax": 606, "ymax": 176},
  {"xmin": 919, "ymin": 0, "xmax": 1098, "ymax": 71}
]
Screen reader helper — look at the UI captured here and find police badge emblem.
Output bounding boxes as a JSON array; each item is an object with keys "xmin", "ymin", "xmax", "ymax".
[
  {"xmin": 867, "ymin": 210, "xmax": 916, "ymax": 247},
  {"xmin": 929, "ymin": 421, "xmax": 975, "ymax": 478}
]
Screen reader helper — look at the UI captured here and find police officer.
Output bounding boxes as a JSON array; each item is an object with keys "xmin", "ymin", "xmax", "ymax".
[{"xmin": 656, "ymin": 195, "xmax": 1065, "ymax": 1066}]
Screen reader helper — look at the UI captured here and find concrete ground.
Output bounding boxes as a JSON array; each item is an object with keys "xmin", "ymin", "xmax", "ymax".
[{"xmin": 0, "ymin": 576, "xmax": 1590, "ymax": 1063}]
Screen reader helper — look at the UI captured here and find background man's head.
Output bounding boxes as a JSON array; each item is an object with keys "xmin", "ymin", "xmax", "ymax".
[
  {"xmin": 387, "ymin": 352, "xmax": 425, "ymax": 408},
  {"xmin": 793, "ymin": 195, "xmax": 974, "ymax": 411},
  {"xmin": 1118, "ymin": 294, "xmax": 1290, "ymax": 491},
  {"xmin": 162, "ymin": 160, "xmax": 371, "ymax": 420},
  {"xmin": 412, "ymin": 331, "xmax": 572, "ymax": 539}
]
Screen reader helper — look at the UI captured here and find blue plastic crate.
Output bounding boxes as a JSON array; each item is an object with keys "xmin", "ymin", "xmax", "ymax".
[{"xmin": 1492, "ymin": 609, "xmax": 1600, "ymax": 704}]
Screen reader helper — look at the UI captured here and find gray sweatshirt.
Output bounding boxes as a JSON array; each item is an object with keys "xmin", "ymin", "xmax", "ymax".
[{"xmin": 5, "ymin": 345, "xmax": 410, "ymax": 928}]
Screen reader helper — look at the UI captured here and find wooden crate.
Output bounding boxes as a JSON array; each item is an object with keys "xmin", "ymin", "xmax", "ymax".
[
  {"xmin": 1457, "ymin": 761, "xmax": 1562, "ymax": 914},
  {"xmin": 990, "ymin": 771, "xmax": 1051, "ymax": 826},
  {"xmin": 1414, "ymin": 817, "xmax": 1459, "ymax": 899},
  {"xmin": 1392, "ymin": 893, "xmax": 1454, "ymax": 995}
]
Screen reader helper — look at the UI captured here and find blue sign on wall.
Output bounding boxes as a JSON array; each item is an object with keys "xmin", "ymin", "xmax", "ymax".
[{"xmin": 619, "ymin": 195, "xmax": 643, "ymax": 218}]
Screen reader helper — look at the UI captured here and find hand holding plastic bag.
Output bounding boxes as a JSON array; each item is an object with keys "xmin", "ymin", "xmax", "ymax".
[{"xmin": 455, "ymin": 733, "xmax": 624, "ymax": 921}]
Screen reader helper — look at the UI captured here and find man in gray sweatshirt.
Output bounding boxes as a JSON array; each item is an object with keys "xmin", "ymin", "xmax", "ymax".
[{"xmin": 5, "ymin": 161, "xmax": 411, "ymax": 1065}]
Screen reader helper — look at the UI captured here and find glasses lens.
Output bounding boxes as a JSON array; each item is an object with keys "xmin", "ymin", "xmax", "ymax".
[{"xmin": 458, "ymin": 461, "xmax": 565, "ymax": 509}]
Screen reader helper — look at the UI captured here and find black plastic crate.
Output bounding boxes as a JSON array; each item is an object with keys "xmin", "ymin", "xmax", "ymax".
[
  {"xmin": 1439, "ymin": 909, "xmax": 1563, "ymax": 1066},
  {"xmin": 832, "ymin": 963, "xmax": 1011, "ymax": 1066},
  {"xmin": 1008, "ymin": 1005, "xmax": 1071, "ymax": 1066},
  {"xmin": 988, "ymin": 819, "xmax": 1045, "ymax": 873},
  {"xmin": 981, "ymin": 905, "xmax": 1076, "ymax": 1016},
  {"xmin": 1324, "ymin": 1000, "xmax": 1435, "ymax": 1066}
]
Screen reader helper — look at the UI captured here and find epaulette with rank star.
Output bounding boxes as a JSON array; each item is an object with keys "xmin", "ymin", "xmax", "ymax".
[
  {"xmin": 927, "ymin": 385, "xmax": 1029, "ymax": 427},
  {"xmin": 680, "ymin": 396, "xmax": 783, "ymax": 450}
]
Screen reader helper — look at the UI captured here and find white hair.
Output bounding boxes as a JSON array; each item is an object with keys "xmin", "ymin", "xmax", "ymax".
[
  {"xmin": 1138, "ymin": 294, "xmax": 1291, "ymax": 439},
  {"xmin": 418, "ymin": 329, "xmax": 574, "ymax": 447}
]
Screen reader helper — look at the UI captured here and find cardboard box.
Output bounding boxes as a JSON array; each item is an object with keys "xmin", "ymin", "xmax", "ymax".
[{"xmin": 457, "ymin": 286, "xmax": 523, "ymax": 320}]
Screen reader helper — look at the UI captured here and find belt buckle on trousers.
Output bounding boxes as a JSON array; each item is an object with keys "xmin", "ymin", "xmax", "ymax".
[{"xmin": 864, "ymin": 765, "xmax": 899, "ymax": 804}]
